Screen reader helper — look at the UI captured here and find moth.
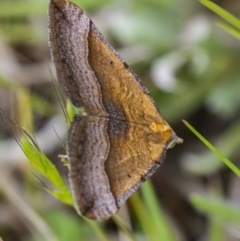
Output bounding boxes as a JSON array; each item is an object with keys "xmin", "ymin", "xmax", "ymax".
[{"xmin": 48, "ymin": 0, "xmax": 183, "ymax": 220}]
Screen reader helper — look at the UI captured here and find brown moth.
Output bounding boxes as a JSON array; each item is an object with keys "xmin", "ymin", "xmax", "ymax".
[{"xmin": 48, "ymin": 0, "xmax": 183, "ymax": 220}]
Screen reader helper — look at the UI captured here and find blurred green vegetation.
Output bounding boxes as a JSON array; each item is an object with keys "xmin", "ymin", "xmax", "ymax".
[{"xmin": 0, "ymin": 0, "xmax": 240, "ymax": 241}]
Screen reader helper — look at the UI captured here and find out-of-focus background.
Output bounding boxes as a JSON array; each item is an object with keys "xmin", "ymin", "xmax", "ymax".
[{"xmin": 0, "ymin": 0, "xmax": 240, "ymax": 241}]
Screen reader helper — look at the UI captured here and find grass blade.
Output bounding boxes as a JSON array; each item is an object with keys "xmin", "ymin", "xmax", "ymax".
[
  {"xmin": 190, "ymin": 193, "xmax": 240, "ymax": 225},
  {"xmin": 130, "ymin": 191, "xmax": 159, "ymax": 240},
  {"xmin": 199, "ymin": 0, "xmax": 240, "ymax": 30},
  {"xmin": 217, "ymin": 22, "xmax": 240, "ymax": 40},
  {"xmin": 141, "ymin": 181, "xmax": 176, "ymax": 241},
  {"xmin": 183, "ymin": 120, "xmax": 240, "ymax": 177},
  {"xmin": 112, "ymin": 215, "xmax": 137, "ymax": 241},
  {"xmin": 83, "ymin": 218, "xmax": 111, "ymax": 241}
]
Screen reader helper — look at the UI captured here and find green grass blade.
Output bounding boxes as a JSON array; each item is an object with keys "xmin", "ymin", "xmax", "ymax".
[
  {"xmin": 66, "ymin": 99, "xmax": 76, "ymax": 124},
  {"xmin": 190, "ymin": 193, "xmax": 240, "ymax": 225},
  {"xmin": 199, "ymin": 0, "xmax": 240, "ymax": 30},
  {"xmin": 183, "ymin": 120, "xmax": 240, "ymax": 177},
  {"xmin": 130, "ymin": 192, "xmax": 159, "ymax": 241},
  {"xmin": 208, "ymin": 218, "xmax": 225, "ymax": 241},
  {"xmin": 141, "ymin": 181, "xmax": 176, "ymax": 241},
  {"xmin": 21, "ymin": 138, "xmax": 73, "ymax": 206},
  {"xmin": 48, "ymin": 190, "xmax": 73, "ymax": 206},
  {"xmin": 83, "ymin": 218, "xmax": 111, "ymax": 241},
  {"xmin": 181, "ymin": 119, "xmax": 240, "ymax": 176},
  {"xmin": 0, "ymin": 75, "xmax": 53, "ymax": 115},
  {"xmin": 217, "ymin": 22, "xmax": 240, "ymax": 40},
  {"xmin": 21, "ymin": 139, "xmax": 66, "ymax": 188},
  {"xmin": 0, "ymin": 1, "xmax": 47, "ymax": 17},
  {"xmin": 0, "ymin": 0, "xmax": 112, "ymax": 18},
  {"xmin": 112, "ymin": 215, "xmax": 137, "ymax": 241},
  {"xmin": 16, "ymin": 89, "xmax": 34, "ymax": 132},
  {"xmin": 0, "ymin": 172, "xmax": 60, "ymax": 241}
]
